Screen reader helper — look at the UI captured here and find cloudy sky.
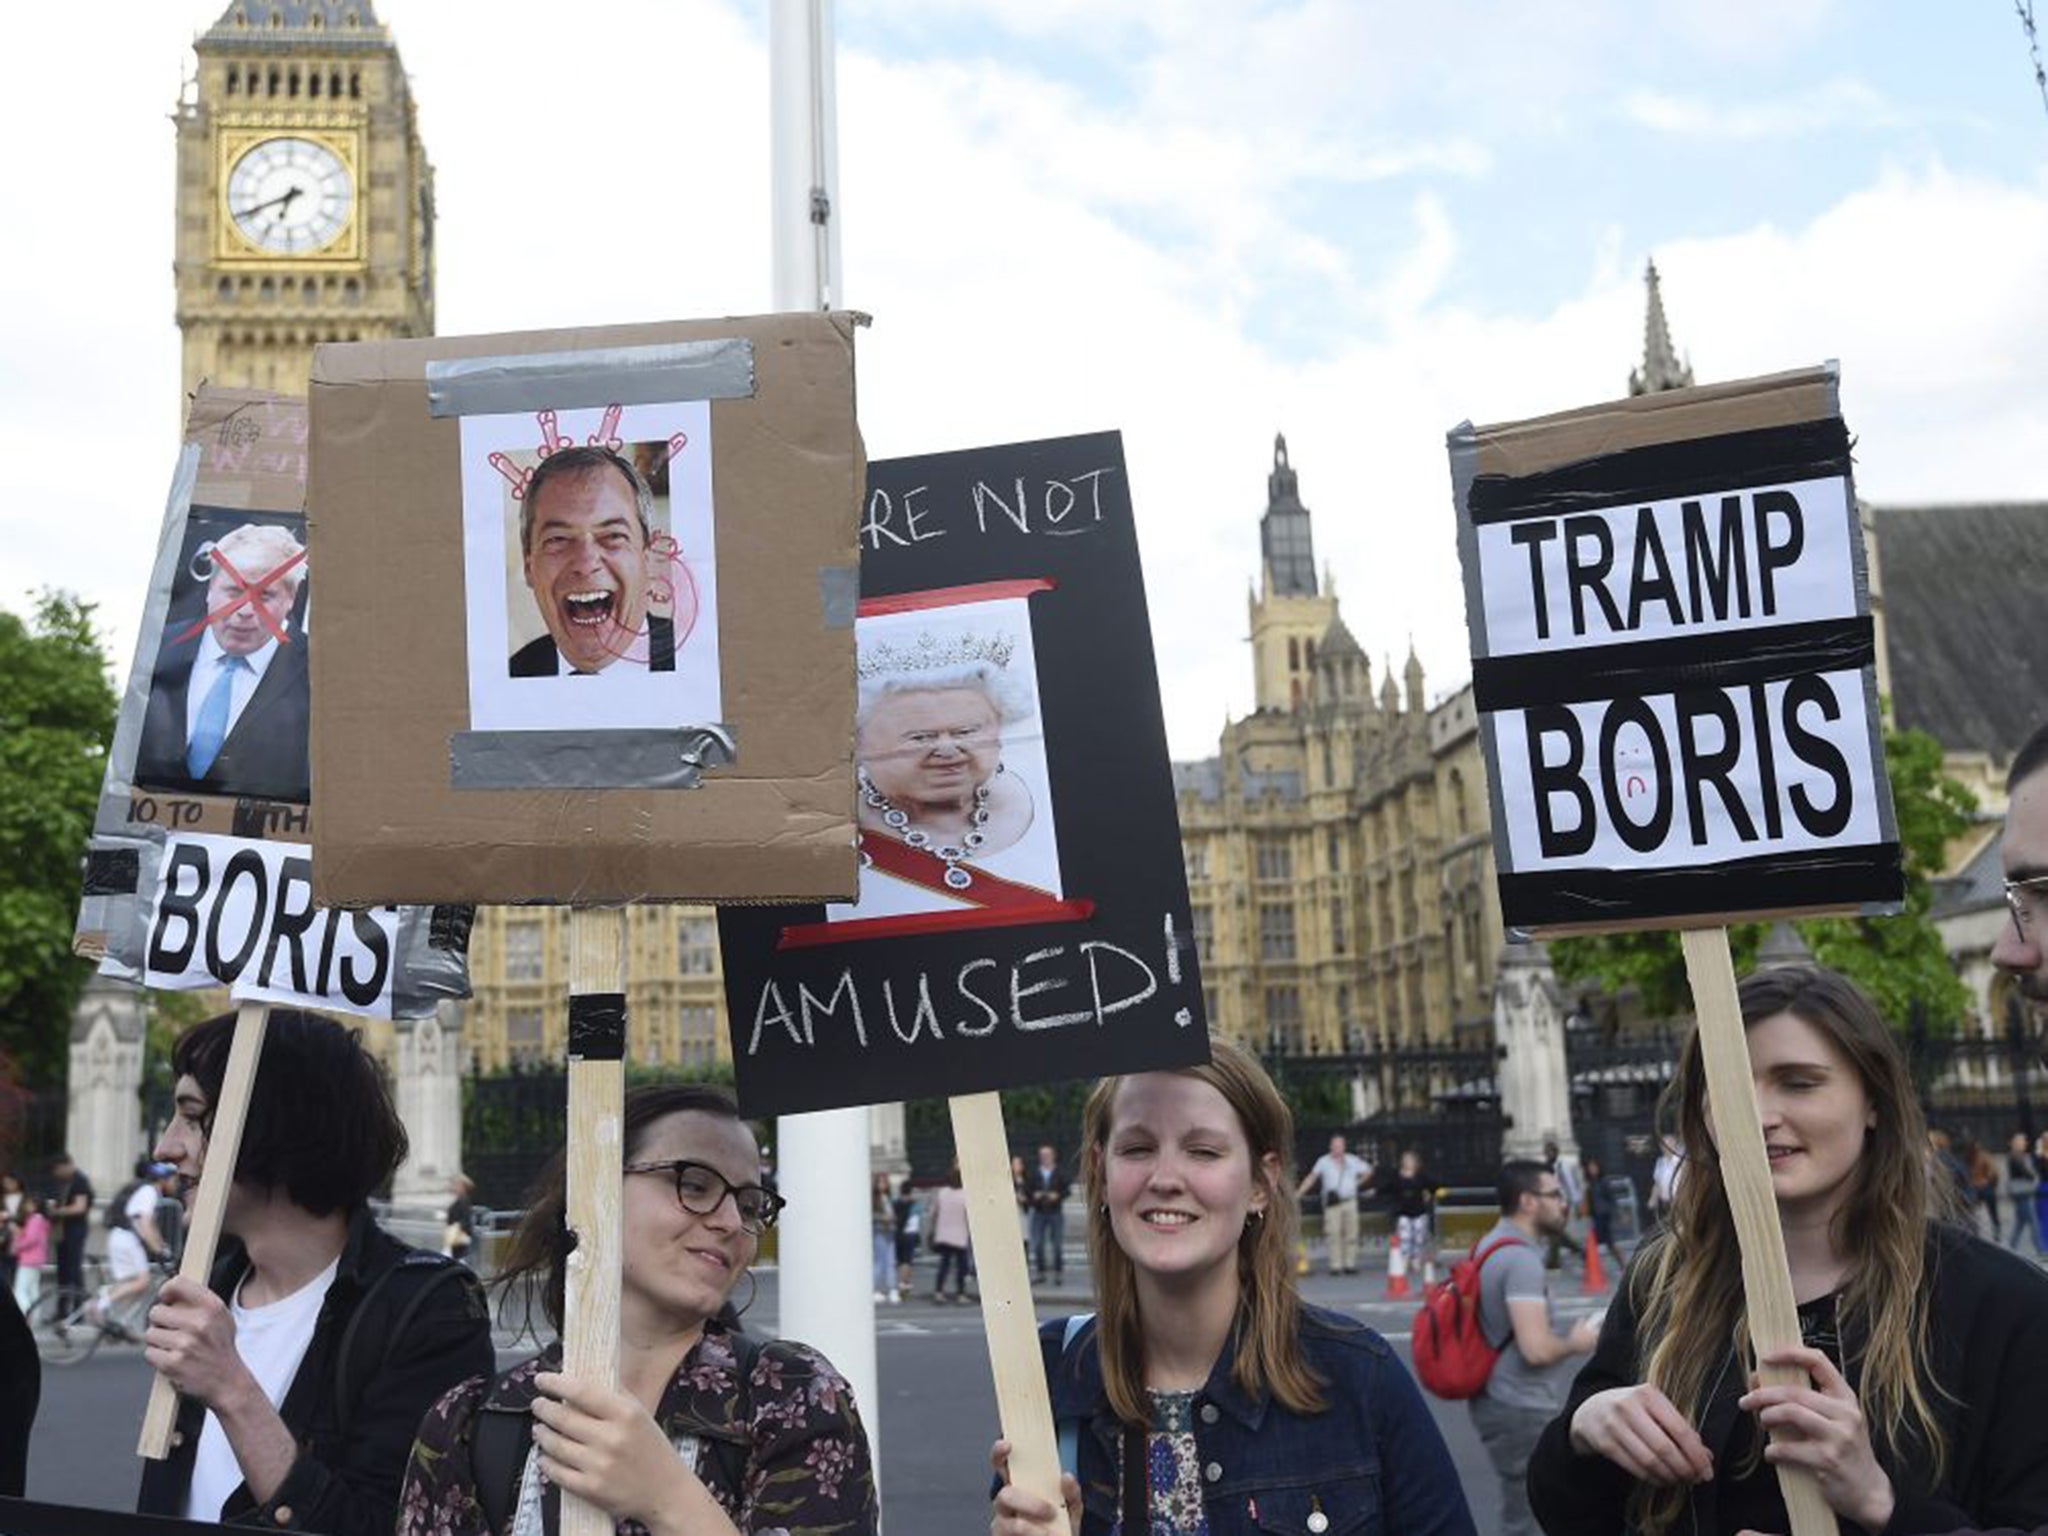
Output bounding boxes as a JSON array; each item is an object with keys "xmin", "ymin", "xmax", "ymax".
[{"xmin": 3, "ymin": 1, "xmax": 2043, "ymax": 758}]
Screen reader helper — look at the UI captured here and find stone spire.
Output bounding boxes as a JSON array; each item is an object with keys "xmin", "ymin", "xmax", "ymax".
[
  {"xmin": 1404, "ymin": 641, "xmax": 1425, "ymax": 714},
  {"xmin": 1260, "ymin": 433, "xmax": 1318, "ymax": 598},
  {"xmin": 1628, "ymin": 258, "xmax": 1694, "ymax": 396}
]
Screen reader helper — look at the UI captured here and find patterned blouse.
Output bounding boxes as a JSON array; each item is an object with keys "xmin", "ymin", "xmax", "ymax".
[
  {"xmin": 1140, "ymin": 1389, "xmax": 1210, "ymax": 1535},
  {"xmin": 397, "ymin": 1325, "xmax": 878, "ymax": 1536}
]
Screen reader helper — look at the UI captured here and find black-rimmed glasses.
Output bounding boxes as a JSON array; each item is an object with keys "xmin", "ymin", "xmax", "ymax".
[
  {"xmin": 623, "ymin": 1159, "xmax": 786, "ymax": 1234},
  {"xmin": 2006, "ymin": 874, "xmax": 2048, "ymax": 939}
]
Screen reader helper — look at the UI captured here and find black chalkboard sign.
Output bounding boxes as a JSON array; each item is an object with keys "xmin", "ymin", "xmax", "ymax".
[{"xmin": 719, "ymin": 432, "xmax": 1209, "ymax": 1115}]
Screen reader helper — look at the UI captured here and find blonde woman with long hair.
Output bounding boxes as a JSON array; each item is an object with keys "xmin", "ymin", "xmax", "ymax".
[
  {"xmin": 1527, "ymin": 965, "xmax": 2048, "ymax": 1536},
  {"xmin": 990, "ymin": 1037, "xmax": 1473, "ymax": 1535}
]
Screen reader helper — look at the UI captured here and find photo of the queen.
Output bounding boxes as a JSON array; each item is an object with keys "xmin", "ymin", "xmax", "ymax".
[{"xmin": 830, "ymin": 600, "xmax": 1063, "ymax": 925}]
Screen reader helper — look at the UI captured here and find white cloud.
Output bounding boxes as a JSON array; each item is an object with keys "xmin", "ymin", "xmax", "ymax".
[{"xmin": 1624, "ymin": 77, "xmax": 1909, "ymax": 140}]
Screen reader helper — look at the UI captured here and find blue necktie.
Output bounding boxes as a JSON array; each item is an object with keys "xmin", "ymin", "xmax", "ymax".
[{"xmin": 186, "ymin": 655, "xmax": 248, "ymax": 778}]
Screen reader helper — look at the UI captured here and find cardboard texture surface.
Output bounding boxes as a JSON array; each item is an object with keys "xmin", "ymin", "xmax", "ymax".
[
  {"xmin": 1448, "ymin": 365, "xmax": 1901, "ymax": 936},
  {"xmin": 307, "ymin": 313, "xmax": 864, "ymax": 906}
]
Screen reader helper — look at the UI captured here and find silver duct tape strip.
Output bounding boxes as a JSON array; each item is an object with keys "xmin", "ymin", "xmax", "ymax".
[
  {"xmin": 424, "ymin": 339, "xmax": 756, "ymax": 418},
  {"xmin": 81, "ymin": 833, "xmax": 472, "ymax": 1020},
  {"xmin": 448, "ymin": 723, "xmax": 737, "ymax": 790},
  {"xmin": 818, "ymin": 565, "xmax": 859, "ymax": 629},
  {"xmin": 390, "ymin": 903, "xmax": 475, "ymax": 1019},
  {"xmin": 97, "ymin": 446, "xmax": 205, "ymax": 835}
]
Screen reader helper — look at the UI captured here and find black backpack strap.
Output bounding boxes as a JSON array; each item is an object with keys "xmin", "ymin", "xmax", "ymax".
[
  {"xmin": 470, "ymin": 1400, "xmax": 529, "ymax": 1536},
  {"xmin": 331, "ymin": 1252, "xmax": 477, "ymax": 1445}
]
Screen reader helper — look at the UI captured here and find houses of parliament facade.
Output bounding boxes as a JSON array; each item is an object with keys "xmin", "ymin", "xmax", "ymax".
[{"xmin": 171, "ymin": 2, "xmax": 1709, "ymax": 1073}]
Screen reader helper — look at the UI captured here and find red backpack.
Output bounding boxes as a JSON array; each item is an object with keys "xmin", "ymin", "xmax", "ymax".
[{"xmin": 1411, "ymin": 1234, "xmax": 1528, "ymax": 1399}]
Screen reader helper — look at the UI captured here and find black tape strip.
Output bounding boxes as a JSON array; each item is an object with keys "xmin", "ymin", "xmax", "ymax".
[
  {"xmin": 568, "ymin": 993, "xmax": 628, "ymax": 1060},
  {"xmin": 1499, "ymin": 842, "xmax": 1903, "ymax": 929},
  {"xmin": 1466, "ymin": 419, "xmax": 1851, "ymax": 526},
  {"xmin": 428, "ymin": 904, "xmax": 476, "ymax": 954},
  {"xmin": 1473, "ymin": 617, "xmax": 1874, "ymax": 712},
  {"xmin": 81, "ymin": 847, "xmax": 141, "ymax": 895}
]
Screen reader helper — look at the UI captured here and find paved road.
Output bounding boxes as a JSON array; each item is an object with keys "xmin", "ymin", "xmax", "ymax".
[{"xmin": 23, "ymin": 1260, "xmax": 1608, "ymax": 1534}]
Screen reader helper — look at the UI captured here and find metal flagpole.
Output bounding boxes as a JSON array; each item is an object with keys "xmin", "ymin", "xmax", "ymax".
[{"xmin": 766, "ymin": 0, "xmax": 880, "ymax": 1471}]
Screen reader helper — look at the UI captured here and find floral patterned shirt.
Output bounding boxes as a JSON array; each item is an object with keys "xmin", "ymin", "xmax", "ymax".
[
  {"xmin": 398, "ymin": 1325, "xmax": 877, "ymax": 1536},
  {"xmin": 1139, "ymin": 1389, "xmax": 1210, "ymax": 1536}
]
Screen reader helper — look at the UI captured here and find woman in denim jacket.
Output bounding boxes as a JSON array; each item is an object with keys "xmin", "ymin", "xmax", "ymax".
[{"xmin": 991, "ymin": 1038, "xmax": 1474, "ymax": 1536}]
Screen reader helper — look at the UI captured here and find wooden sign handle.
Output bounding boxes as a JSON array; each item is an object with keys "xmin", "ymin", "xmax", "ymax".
[
  {"xmin": 1681, "ymin": 927, "xmax": 1833, "ymax": 1536},
  {"xmin": 138, "ymin": 1002, "xmax": 270, "ymax": 1459},
  {"xmin": 951, "ymin": 1092, "xmax": 1072, "ymax": 1536},
  {"xmin": 562, "ymin": 908, "xmax": 627, "ymax": 1536}
]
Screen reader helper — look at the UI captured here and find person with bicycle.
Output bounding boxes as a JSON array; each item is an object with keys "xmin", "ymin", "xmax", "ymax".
[
  {"xmin": 136, "ymin": 1009, "xmax": 495, "ymax": 1535},
  {"xmin": 90, "ymin": 1158, "xmax": 177, "ymax": 1341}
]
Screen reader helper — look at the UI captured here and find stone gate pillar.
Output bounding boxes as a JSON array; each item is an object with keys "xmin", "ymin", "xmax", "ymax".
[
  {"xmin": 1494, "ymin": 940, "xmax": 1576, "ymax": 1162},
  {"xmin": 391, "ymin": 1001, "xmax": 465, "ymax": 1206},
  {"xmin": 67, "ymin": 975, "xmax": 148, "ymax": 1193}
]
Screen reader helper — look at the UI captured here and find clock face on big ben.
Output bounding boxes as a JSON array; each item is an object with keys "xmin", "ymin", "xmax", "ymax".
[{"xmin": 226, "ymin": 136, "xmax": 355, "ymax": 255}]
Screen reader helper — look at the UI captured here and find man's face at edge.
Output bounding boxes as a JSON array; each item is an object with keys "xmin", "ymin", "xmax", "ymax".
[{"xmin": 1994, "ymin": 764, "xmax": 2048, "ymax": 1004}]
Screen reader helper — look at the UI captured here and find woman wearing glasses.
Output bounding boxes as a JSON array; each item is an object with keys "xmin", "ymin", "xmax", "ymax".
[{"xmin": 398, "ymin": 1084, "xmax": 878, "ymax": 1535}]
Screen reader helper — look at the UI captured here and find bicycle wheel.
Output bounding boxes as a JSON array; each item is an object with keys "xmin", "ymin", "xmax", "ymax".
[{"xmin": 28, "ymin": 1289, "xmax": 100, "ymax": 1366}]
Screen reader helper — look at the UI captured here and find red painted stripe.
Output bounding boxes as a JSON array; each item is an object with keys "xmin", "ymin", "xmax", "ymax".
[
  {"xmin": 856, "ymin": 578, "xmax": 1055, "ymax": 618},
  {"xmin": 775, "ymin": 898, "xmax": 1095, "ymax": 951}
]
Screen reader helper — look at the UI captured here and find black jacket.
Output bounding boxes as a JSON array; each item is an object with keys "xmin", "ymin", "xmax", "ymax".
[
  {"xmin": 137, "ymin": 1207, "xmax": 495, "ymax": 1535},
  {"xmin": 509, "ymin": 614, "xmax": 674, "ymax": 676},
  {"xmin": 1528, "ymin": 1223, "xmax": 2048, "ymax": 1536}
]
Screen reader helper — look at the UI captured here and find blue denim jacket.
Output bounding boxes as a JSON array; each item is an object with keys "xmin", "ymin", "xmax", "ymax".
[{"xmin": 1040, "ymin": 1306, "xmax": 1476, "ymax": 1536}]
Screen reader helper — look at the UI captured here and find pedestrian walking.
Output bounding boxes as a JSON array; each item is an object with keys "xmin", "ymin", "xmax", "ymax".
[
  {"xmin": 1296, "ymin": 1132, "xmax": 1372, "ymax": 1275},
  {"xmin": 1541, "ymin": 1138, "xmax": 1584, "ymax": 1271},
  {"xmin": 444, "ymin": 1173, "xmax": 478, "ymax": 1269},
  {"xmin": 398, "ymin": 1083, "xmax": 879, "ymax": 1534},
  {"xmin": 1964, "ymin": 1136, "xmax": 2001, "ymax": 1240},
  {"xmin": 930, "ymin": 1162, "xmax": 973, "ymax": 1303},
  {"xmin": 1382, "ymin": 1147, "xmax": 1439, "ymax": 1287},
  {"xmin": 1025, "ymin": 1144, "xmax": 1070, "ymax": 1285},
  {"xmin": 0, "ymin": 1172, "xmax": 23, "ymax": 1299},
  {"xmin": 2003, "ymin": 1131, "xmax": 2041, "ymax": 1253},
  {"xmin": 1578, "ymin": 1153, "xmax": 1629, "ymax": 1279},
  {"xmin": 1468, "ymin": 1159, "xmax": 1600, "ymax": 1536},
  {"xmin": 9, "ymin": 1202, "xmax": 48, "ymax": 1318},
  {"xmin": 1527, "ymin": 965, "xmax": 2048, "ymax": 1536},
  {"xmin": 990, "ymin": 1036, "xmax": 1474, "ymax": 1535},
  {"xmin": 870, "ymin": 1170, "xmax": 900, "ymax": 1304},
  {"xmin": 40, "ymin": 1152, "xmax": 91, "ymax": 1320},
  {"xmin": 891, "ymin": 1175, "xmax": 921, "ymax": 1295}
]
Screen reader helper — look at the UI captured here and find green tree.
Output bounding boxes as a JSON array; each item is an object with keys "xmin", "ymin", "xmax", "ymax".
[
  {"xmin": 0, "ymin": 592, "xmax": 117, "ymax": 1082},
  {"xmin": 1550, "ymin": 725, "xmax": 1977, "ymax": 1030}
]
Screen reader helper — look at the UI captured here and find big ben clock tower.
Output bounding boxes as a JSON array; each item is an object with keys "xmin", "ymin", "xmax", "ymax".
[{"xmin": 175, "ymin": 0, "xmax": 434, "ymax": 397}]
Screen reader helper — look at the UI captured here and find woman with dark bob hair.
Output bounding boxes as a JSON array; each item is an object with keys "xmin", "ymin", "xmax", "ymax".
[
  {"xmin": 399, "ymin": 1083, "xmax": 877, "ymax": 1534},
  {"xmin": 991, "ymin": 1036, "xmax": 1473, "ymax": 1534},
  {"xmin": 1528, "ymin": 964, "xmax": 2048, "ymax": 1536}
]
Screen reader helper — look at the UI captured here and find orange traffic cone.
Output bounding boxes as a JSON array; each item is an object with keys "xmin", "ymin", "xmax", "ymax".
[
  {"xmin": 1386, "ymin": 1228, "xmax": 1410, "ymax": 1298},
  {"xmin": 1582, "ymin": 1229, "xmax": 1607, "ymax": 1293}
]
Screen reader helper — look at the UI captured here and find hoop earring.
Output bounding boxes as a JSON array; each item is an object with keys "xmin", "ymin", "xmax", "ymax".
[{"xmin": 730, "ymin": 1266, "xmax": 758, "ymax": 1318}]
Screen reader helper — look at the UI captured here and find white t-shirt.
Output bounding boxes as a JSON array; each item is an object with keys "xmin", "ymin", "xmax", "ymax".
[
  {"xmin": 107, "ymin": 1183, "xmax": 164, "ymax": 1282},
  {"xmin": 184, "ymin": 1257, "xmax": 339, "ymax": 1523}
]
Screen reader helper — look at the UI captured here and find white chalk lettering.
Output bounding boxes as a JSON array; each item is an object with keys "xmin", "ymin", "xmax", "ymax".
[
  {"xmin": 955, "ymin": 958, "xmax": 1001, "ymax": 1036},
  {"xmin": 1080, "ymin": 940, "xmax": 1158, "ymax": 1020},
  {"xmin": 881, "ymin": 973, "xmax": 941, "ymax": 1045},
  {"xmin": 749, "ymin": 980, "xmax": 803, "ymax": 1053},
  {"xmin": 799, "ymin": 970, "xmax": 866, "ymax": 1047},
  {"xmin": 1011, "ymin": 946, "xmax": 1094, "ymax": 1031}
]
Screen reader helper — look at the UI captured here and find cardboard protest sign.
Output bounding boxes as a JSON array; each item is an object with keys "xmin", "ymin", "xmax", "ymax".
[
  {"xmin": 719, "ymin": 432, "xmax": 1209, "ymax": 1115},
  {"xmin": 75, "ymin": 388, "xmax": 471, "ymax": 1020},
  {"xmin": 1447, "ymin": 364, "xmax": 1903, "ymax": 935},
  {"xmin": 306, "ymin": 312, "xmax": 864, "ymax": 906}
]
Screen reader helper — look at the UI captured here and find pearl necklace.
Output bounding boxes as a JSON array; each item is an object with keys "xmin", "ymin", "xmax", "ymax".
[{"xmin": 859, "ymin": 770, "xmax": 991, "ymax": 890}]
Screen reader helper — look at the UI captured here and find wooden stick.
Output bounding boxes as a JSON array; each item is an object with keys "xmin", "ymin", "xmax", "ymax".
[
  {"xmin": 951, "ymin": 1092, "xmax": 1071, "ymax": 1536},
  {"xmin": 562, "ymin": 908, "xmax": 627, "ymax": 1536},
  {"xmin": 1681, "ymin": 927, "xmax": 1833, "ymax": 1536},
  {"xmin": 138, "ymin": 1002, "xmax": 270, "ymax": 1459}
]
